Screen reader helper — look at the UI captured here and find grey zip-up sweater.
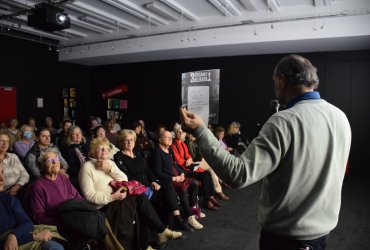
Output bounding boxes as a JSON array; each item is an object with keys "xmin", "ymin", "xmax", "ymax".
[{"xmin": 194, "ymin": 99, "xmax": 351, "ymax": 240}]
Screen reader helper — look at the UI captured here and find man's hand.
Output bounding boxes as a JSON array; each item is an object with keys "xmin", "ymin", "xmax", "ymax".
[
  {"xmin": 179, "ymin": 107, "xmax": 205, "ymax": 133},
  {"xmin": 4, "ymin": 233, "xmax": 18, "ymax": 250}
]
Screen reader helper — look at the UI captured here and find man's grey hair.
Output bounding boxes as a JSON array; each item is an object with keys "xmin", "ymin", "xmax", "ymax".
[{"xmin": 274, "ymin": 54, "xmax": 319, "ymax": 89}]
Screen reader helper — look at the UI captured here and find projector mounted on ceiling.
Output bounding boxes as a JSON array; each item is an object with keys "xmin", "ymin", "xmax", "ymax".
[{"xmin": 28, "ymin": 3, "xmax": 70, "ymax": 32}]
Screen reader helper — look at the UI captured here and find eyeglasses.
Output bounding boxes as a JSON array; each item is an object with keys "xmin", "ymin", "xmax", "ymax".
[
  {"xmin": 123, "ymin": 139, "xmax": 135, "ymax": 144},
  {"xmin": 46, "ymin": 157, "xmax": 60, "ymax": 164},
  {"xmin": 98, "ymin": 145, "xmax": 111, "ymax": 151},
  {"xmin": 0, "ymin": 140, "xmax": 10, "ymax": 144}
]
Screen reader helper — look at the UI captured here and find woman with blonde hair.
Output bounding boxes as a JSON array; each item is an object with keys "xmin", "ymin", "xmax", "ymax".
[
  {"xmin": 79, "ymin": 137, "xmax": 182, "ymax": 250},
  {"xmin": 0, "ymin": 131, "xmax": 29, "ymax": 197},
  {"xmin": 225, "ymin": 121, "xmax": 249, "ymax": 156}
]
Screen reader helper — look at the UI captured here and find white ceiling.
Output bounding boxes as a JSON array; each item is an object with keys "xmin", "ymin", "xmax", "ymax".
[{"xmin": 1, "ymin": 0, "xmax": 370, "ymax": 65}]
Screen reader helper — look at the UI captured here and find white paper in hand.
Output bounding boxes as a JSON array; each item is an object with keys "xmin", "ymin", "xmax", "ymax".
[{"xmin": 188, "ymin": 86, "xmax": 209, "ymax": 126}]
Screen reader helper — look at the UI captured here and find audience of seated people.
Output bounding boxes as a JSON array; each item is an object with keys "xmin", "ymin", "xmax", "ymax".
[
  {"xmin": 1, "ymin": 115, "xmax": 236, "ymax": 249},
  {"xmin": 114, "ymin": 129, "xmax": 202, "ymax": 231},
  {"xmin": 0, "ymin": 131, "xmax": 29, "ymax": 197},
  {"xmin": 0, "ymin": 162, "xmax": 67, "ymax": 250},
  {"xmin": 171, "ymin": 125, "xmax": 221, "ymax": 211},
  {"xmin": 78, "ymin": 137, "xmax": 182, "ymax": 250},
  {"xmin": 150, "ymin": 130, "xmax": 206, "ymax": 228},
  {"xmin": 185, "ymin": 133, "xmax": 230, "ymax": 201}
]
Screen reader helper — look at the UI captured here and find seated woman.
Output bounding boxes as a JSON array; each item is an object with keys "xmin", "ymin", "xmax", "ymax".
[
  {"xmin": 103, "ymin": 120, "xmax": 119, "ymax": 147},
  {"xmin": 114, "ymin": 129, "xmax": 201, "ymax": 231},
  {"xmin": 13, "ymin": 125, "xmax": 35, "ymax": 161},
  {"xmin": 79, "ymin": 137, "xmax": 182, "ymax": 250},
  {"xmin": 225, "ymin": 121, "xmax": 249, "ymax": 156},
  {"xmin": 92, "ymin": 125, "xmax": 120, "ymax": 159},
  {"xmin": 214, "ymin": 126, "xmax": 233, "ymax": 153},
  {"xmin": 24, "ymin": 128, "xmax": 69, "ymax": 181},
  {"xmin": 186, "ymin": 133, "xmax": 230, "ymax": 201},
  {"xmin": 30, "ymin": 148, "xmax": 124, "ymax": 249},
  {"xmin": 171, "ymin": 126, "xmax": 220, "ymax": 210},
  {"xmin": 62, "ymin": 126, "xmax": 89, "ymax": 189},
  {"xmin": 132, "ymin": 121, "xmax": 153, "ymax": 159},
  {"xmin": 151, "ymin": 130, "xmax": 206, "ymax": 225},
  {"xmin": 0, "ymin": 162, "xmax": 65, "ymax": 250},
  {"xmin": 30, "ymin": 148, "xmax": 83, "ymax": 229},
  {"xmin": 0, "ymin": 131, "xmax": 29, "ymax": 197}
]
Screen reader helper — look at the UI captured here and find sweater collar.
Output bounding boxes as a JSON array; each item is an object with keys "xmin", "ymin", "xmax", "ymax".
[{"xmin": 286, "ymin": 91, "xmax": 321, "ymax": 109}]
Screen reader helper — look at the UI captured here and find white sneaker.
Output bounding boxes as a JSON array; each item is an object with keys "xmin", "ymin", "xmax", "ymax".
[
  {"xmin": 158, "ymin": 228, "xmax": 182, "ymax": 243},
  {"xmin": 188, "ymin": 215, "xmax": 203, "ymax": 229},
  {"xmin": 199, "ymin": 212, "xmax": 206, "ymax": 218}
]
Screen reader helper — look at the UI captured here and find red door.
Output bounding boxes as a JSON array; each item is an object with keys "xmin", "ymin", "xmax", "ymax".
[{"xmin": 0, "ymin": 86, "xmax": 17, "ymax": 124}]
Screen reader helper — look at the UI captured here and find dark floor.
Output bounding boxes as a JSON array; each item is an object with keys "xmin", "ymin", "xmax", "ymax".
[{"xmin": 166, "ymin": 170, "xmax": 370, "ymax": 250}]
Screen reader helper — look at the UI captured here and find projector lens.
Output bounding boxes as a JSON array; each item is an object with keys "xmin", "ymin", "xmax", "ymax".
[{"xmin": 56, "ymin": 13, "xmax": 66, "ymax": 23}]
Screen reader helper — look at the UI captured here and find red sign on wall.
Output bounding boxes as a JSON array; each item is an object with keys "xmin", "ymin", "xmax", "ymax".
[
  {"xmin": 102, "ymin": 85, "xmax": 128, "ymax": 99},
  {"xmin": 0, "ymin": 86, "xmax": 17, "ymax": 124}
]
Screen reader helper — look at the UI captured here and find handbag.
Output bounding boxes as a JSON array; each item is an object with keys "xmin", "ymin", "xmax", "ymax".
[
  {"xmin": 172, "ymin": 177, "xmax": 191, "ymax": 193},
  {"xmin": 110, "ymin": 180, "xmax": 147, "ymax": 195}
]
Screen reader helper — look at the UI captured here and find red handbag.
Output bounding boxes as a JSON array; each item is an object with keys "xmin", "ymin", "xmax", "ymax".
[{"xmin": 110, "ymin": 180, "xmax": 147, "ymax": 195}]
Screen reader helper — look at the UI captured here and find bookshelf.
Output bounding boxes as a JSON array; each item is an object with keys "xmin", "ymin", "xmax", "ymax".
[{"xmin": 62, "ymin": 87, "xmax": 77, "ymax": 122}]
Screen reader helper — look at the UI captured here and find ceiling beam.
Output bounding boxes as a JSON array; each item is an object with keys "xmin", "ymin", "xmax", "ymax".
[
  {"xmin": 0, "ymin": 19, "xmax": 69, "ymax": 41},
  {"xmin": 160, "ymin": 0, "xmax": 199, "ymax": 21},
  {"xmin": 218, "ymin": 0, "xmax": 241, "ymax": 16},
  {"xmin": 313, "ymin": 0, "xmax": 324, "ymax": 7},
  {"xmin": 267, "ymin": 0, "xmax": 280, "ymax": 12},
  {"xmin": 145, "ymin": 2, "xmax": 179, "ymax": 21},
  {"xmin": 208, "ymin": 0, "xmax": 234, "ymax": 16},
  {"xmin": 70, "ymin": 16, "xmax": 113, "ymax": 34},
  {"xmin": 101, "ymin": 0, "xmax": 169, "ymax": 26},
  {"xmin": 65, "ymin": 2, "xmax": 139, "ymax": 31},
  {"xmin": 239, "ymin": 0, "xmax": 258, "ymax": 11}
]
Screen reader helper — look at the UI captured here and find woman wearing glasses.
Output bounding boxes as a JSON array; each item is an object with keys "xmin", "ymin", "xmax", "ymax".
[
  {"xmin": 79, "ymin": 137, "xmax": 182, "ymax": 250},
  {"xmin": 0, "ymin": 131, "xmax": 29, "ymax": 197},
  {"xmin": 30, "ymin": 148, "xmax": 83, "ymax": 228}
]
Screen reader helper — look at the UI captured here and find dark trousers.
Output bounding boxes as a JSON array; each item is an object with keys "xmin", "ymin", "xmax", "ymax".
[
  {"xmin": 259, "ymin": 230, "xmax": 329, "ymax": 250},
  {"xmin": 135, "ymin": 194, "xmax": 166, "ymax": 233},
  {"xmin": 186, "ymin": 171, "xmax": 214, "ymax": 202}
]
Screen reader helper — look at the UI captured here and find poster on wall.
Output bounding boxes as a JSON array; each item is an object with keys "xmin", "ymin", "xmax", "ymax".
[{"xmin": 181, "ymin": 69, "xmax": 220, "ymax": 125}]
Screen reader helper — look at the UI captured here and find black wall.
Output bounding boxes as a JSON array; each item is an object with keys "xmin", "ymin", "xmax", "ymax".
[
  {"xmin": 91, "ymin": 51, "xmax": 370, "ymax": 173},
  {"xmin": 1, "ymin": 33, "xmax": 368, "ymax": 173},
  {"xmin": 0, "ymin": 35, "xmax": 91, "ymax": 129}
]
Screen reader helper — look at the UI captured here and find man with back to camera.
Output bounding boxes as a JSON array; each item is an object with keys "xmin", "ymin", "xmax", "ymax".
[{"xmin": 179, "ymin": 54, "xmax": 351, "ymax": 250}]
